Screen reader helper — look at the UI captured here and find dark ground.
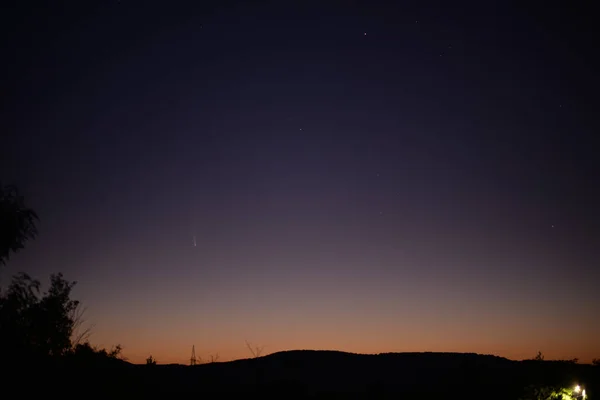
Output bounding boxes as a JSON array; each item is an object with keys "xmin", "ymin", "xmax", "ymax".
[{"xmin": 9, "ymin": 350, "xmax": 598, "ymax": 398}]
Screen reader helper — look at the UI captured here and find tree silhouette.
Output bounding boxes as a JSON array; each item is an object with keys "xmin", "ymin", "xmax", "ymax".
[
  {"xmin": 0, "ymin": 272, "xmax": 80, "ymax": 363},
  {"xmin": 0, "ymin": 184, "xmax": 123, "ymax": 369},
  {"xmin": 0, "ymin": 184, "xmax": 39, "ymax": 266},
  {"xmin": 71, "ymin": 304, "xmax": 94, "ymax": 347}
]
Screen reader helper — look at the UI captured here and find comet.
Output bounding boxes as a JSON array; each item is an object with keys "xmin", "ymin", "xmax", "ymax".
[{"xmin": 193, "ymin": 235, "xmax": 197, "ymax": 247}]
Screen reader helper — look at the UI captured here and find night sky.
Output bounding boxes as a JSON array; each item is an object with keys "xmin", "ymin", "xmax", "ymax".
[{"xmin": 2, "ymin": 1, "xmax": 598, "ymax": 364}]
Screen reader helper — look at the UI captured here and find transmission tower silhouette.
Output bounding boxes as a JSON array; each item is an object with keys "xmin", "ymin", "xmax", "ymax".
[{"xmin": 190, "ymin": 345, "xmax": 197, "ymax": 366}]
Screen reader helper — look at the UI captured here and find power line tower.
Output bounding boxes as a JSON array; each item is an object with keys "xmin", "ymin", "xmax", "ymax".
[{"xmin": 190, "ymin": 345, "xmax": 197, "ymax": 366}]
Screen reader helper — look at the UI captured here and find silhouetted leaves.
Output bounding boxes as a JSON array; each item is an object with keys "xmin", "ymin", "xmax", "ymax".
[
  {"xmin": 0, "ymin": 184, "xmax": 39, "ymax": 266},
  {"xmin": 0, "ymin": 272, "xmax": 78, "ymax": 362},
  {"xmin": 68, "ymin": 342, "xmax": 125, "ymax": 365}
]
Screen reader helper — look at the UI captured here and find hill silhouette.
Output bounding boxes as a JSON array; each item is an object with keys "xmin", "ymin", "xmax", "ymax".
[
  {"xmin": 22, "ymin": 349, "xmax": 596, "ymax": 398},
  {"xmin": 2, "ymin": 186, "xmax": 597, "ymax": 398}
]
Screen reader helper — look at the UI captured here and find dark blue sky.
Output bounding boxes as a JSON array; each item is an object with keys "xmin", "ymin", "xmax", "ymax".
[{"xmin": 1, "ymin": 1, "xmax": 598, "ymax": 363}]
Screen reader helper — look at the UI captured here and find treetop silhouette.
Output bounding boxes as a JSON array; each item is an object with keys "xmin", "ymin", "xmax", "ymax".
[{"xmin": 0, "ymin": 183, "xmax": 39, "ymax": 266}]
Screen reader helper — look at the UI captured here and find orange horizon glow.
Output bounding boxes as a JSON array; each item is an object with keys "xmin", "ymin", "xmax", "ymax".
[
  {"xmin": 110, "ymin": 343, "xmax": 599, "ymax": 366},
  {"xmin": 72, "ymin": 262, "xmax": 598, "ymax": 367},
  {"xmin": 86, "ymin": 309, "xmax": 599, "ymax": 365},
  {"xmin": 4, "ymin": 0, "xmax": 600, "ymax": 381}
]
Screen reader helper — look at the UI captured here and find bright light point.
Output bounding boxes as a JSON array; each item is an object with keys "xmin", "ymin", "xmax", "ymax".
[
  {"xmin": 574, "ymin": 385, "xmax": 581, "ymax": 393},
  {"xmin": 582, "ymin": 389, "xmax": 586, "ymax": 399}
]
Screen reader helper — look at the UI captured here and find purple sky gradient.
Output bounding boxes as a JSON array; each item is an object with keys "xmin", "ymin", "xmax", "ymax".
[{"xmin": 1, "ymin": 1, "xmax": 598, "ymax": 364}]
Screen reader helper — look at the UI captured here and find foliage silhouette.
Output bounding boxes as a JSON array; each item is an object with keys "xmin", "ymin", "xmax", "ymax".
[
  {"xmin": 73, "ymin": 341, "xmax": 124, "ymax": 359},
  {"xmin": 0, "ymin": 185, "xmax": 123, "ymax": 372},
  {"xmin": 520, "ymin": 384, "xmax": 589, "ymax": 400},
  {"xmin": 0, "ymin": 272, "xmax": 79, "ymax": 363},
  {"xmin": 67, "ymin": 342, "xmax": 126, "ymax": 367},
  {"xmin": 0, "ymin": 183, "xmax": 39, "ymax": 266}
]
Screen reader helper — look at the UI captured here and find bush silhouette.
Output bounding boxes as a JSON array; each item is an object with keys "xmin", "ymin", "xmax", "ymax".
[{"xmin": 68, "ymin": 342, "xmax": 125, "ymax": 366}]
